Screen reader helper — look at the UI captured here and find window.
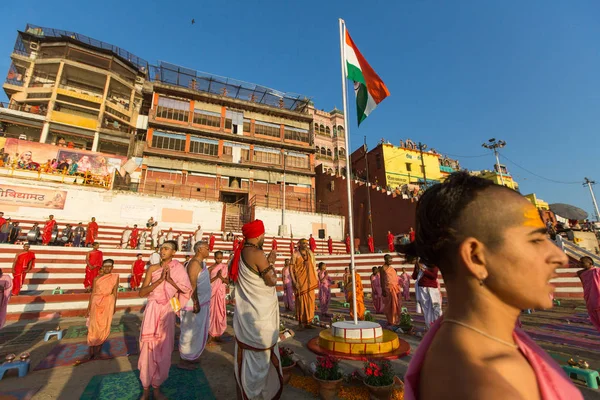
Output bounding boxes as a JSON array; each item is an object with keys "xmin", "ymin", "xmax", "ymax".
[
  {"xmin": 315, "ymin": 145, "xmax": 320, "ymax": 153},
  {"xmin": 223, "ymin": 142, "xmax": 250, "ymax": 162},
  {"xmin": 320, "ymin": 147, "xmax": 326, "ymax": 156},
  {"xmin": 189, "ymin": 137, "xmax": 219, "ymax": 156},
  {"xmin": 193, "ymin": 109, "xmax": 221, "ymax": 128},
  {"xmin": 243, "ymin": 119, "xmax": 251, "ymax": 133},
  {"xmin": 284, "ymin": 126, "xmax": 310, "ymax": 143},
  {"xmin": 254, "ymin": 147, "xmax": 281, "ymax": 164},
  {"xmin": 152, "ymin": 131, "xmax": 186, "ymax": 151},
  {"xmin": 156, "ymin": 97, "xmax": 189, "ymax": 122},
  {"xmin": 314, "ymin": 123, "xmax": 319, "ymax": 132},
  {"xmin": 286, "ymin": 153, "xmax": 309, "ymax": 169},
  {"xmin": 327, "ymin": 149, "xmax": 332, "ymax": 157},
  {"xmin": 338, "ymin": 125, "xmax": 345, "ymax": 136},
  {"xmin": 406, "ymin": 163, "xmax": 412, "ymax": 172},
  {"xmin": 326, "ymin": 126, "xmax": 331, "ymax": 135},
  {"xmin": 254, "ymin": 121, "xmax": 281, "ymax": 138},
  {"xmin": 319, "ymin": 125, "xmax": 325, "ymax": 134},
  {"xmin": 225, "ymin": 110, "xmax": 244, "ymax": 131},
  {"xmin": 339, "ymin": 147, "xmax": 346, "ymax": 157}
]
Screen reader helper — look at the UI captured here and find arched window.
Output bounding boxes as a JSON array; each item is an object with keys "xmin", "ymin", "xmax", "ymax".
[
  {"xmin": 326, "ymin": 126, "xmax": 331, "ymax": 135},
  {"xmin": 341, "ymin": 167, "xmax": 347, "ymax": 176},
  {"xmin": 320, "ymin": 147, "xmax": 326, "ymax": 155},
  {"xmin": 339, "ymin": 147, "xmax": 346, "ymax": 157},
  {"xmin": 338, "ymin": 126, "xmax": 344, "ymax": 136},
  {"xmin": 334, "ymin": 147, "xmax": 338, "ymax": 157},
  {"xmin": 319, "ymin": 124, "xmax": 325, "ymax": 134},
  {"xmin": 316, "ymin": 145, "xmax": 320, "ymax": 153},
  {"xmin": 327, "ymin": 148, "xmax": 332, "ymax": 157},
  {"xmin": 314, "ymin": 123, "xmax": 319, "ymax": 132}
]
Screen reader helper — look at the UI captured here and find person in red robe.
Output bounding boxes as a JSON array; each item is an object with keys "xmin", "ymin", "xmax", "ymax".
[
  {"xmin": 85, "ymin": 217, "xmax": 99, "ymax": 246},
  {"xmin": 367, "ymin": 234, "xmax": 375, "ymax": 253},
  {"xmin": 289, "ymin": 236, "xmax": 295, "ymax": 256},
  {"xmin": 387, "ymin": 231, "xmax": 395, "ymax": 252},
  {"xmin": 309, "ymin": 234, "xmax": 317, "ymax": 253},
  {"xmin": 208, "ymin": 234, "xmax": 216, "ymax": 251},
  {"xmin": 233, "ymin": 236, "xmax": 240, "ymax": 252},
  {"xmin": 327, "ymin": 236, "xmax": 333, "ymax": 255},
  {"xmin": 128, "ymin": 224, "xmax": 139, "ymax": 249},
  {"xmin": 11, "ymin": 243, "xmax": 35, "ymax": 296},
  {"xmin": 345, "ymin": 233, "xmax": 351, "ymax": 254},
  {"xmin": 271, "ymin": 237, "xmax": 278, "ymax": 252},
  {"xmin": 84, "ymin": 243, "xmax": 104, "ymax": 292},
  {"xmin": 41, "ymin": 215, "xmax": 56, "ymax": 245},
  {"xmin": 130, "ymin": 253, "xmax": 146, "ymax": 290},
  {"xmin": 409, "ymin": 227, "xmax": 415, "ymax": 242}
]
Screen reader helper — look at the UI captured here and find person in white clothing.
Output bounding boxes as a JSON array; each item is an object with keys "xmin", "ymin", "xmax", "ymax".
[
  {"xmin": 121, "ymin": 227, "xmax": 131, "ymax": 249},
  {"xmin": 149, "ymin": 247, "xmax": 161, "ymax": 266},
  {"xmin": 194, "ymin": 225, "xmax": 203, "ymax": 243},
  {"xmin": 411, "ymin": 256, "xmax": 442, "ymax": 329},
  {"xmin": 151, "ymin": 222, "xmax": 160, "ymax": 248},
  {"xmin": 177, "ymin": 234, "xmax": 184, "ymax": 254},
  {"xmin": 166, "ymin": 228, "xmax": 174, "ymax": 241},
  {"xmin": 230, "ymin": 220, "xmax": 282, "ymax": 400}
]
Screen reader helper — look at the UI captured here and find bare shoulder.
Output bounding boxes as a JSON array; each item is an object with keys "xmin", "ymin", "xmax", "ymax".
[{"xmin": 147, "ymin": 264, "xmax": 160, "ymax": 274}]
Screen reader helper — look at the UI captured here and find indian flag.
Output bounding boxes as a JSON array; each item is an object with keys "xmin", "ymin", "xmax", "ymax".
[{"xmin": 345, "ymin": 29, "xmax": 390, "ymax": 126}]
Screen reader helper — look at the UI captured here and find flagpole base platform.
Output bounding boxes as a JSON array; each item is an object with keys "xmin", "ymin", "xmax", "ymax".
[{"xmin": 308, "ymin": 321, "xmax": 410, "ymax": 360}]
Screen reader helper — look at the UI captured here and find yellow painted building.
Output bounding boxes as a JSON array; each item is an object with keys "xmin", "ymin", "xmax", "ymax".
[
  {"xmin": 525, "ymin": 193, "xmax": 549, "ymax": 210},
  {"xmin": 471, "ymin": 165, "xmax": 520, "ymax": 191}
]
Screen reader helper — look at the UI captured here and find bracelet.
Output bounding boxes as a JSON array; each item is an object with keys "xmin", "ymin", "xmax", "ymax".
[{"xmin": 260, "ymin": 265, "xmax": 275, "ymax": 278}]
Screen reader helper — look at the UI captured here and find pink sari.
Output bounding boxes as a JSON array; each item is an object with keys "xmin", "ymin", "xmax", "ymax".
[
  {"xmin": 209, "ymin": 263, "xmax": 228, "ymax": 337},
  {"xmin": 318, "ymin": 270, "xmax": 333, "ymax": 315},
  {"xmin": 404, "ymin": 318, "xmax": 584, "ymax": 400},
  {"xmin": 580, "ymin": 268, "xmax": 600, "ymax": 332},
  {"xmin": 0, "ymin": 275, "xmax": 13, "ymax": 329},
  {"xmin": 282, "ymin": 267, "xmax": 294, "ymax": 311},
  {"xmin": 400, "ymin": 272, "xmax": 410, "ymax": 300},
  {"xmin": 370, "ymin": 274, "xmax": 383, "ymax": 313}
]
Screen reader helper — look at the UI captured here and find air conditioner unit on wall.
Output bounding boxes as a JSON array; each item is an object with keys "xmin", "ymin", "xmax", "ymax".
[{"xmin": 29, "ymin": 42, "xmax": 39, "ymax": 51}]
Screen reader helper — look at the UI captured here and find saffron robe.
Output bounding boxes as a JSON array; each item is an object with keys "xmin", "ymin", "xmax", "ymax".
[
  {"xmin": 87, "ymin": 273, "xmax": 119, "ymax": 346},
  {"xmin": 292, "ymin": 249, "xmax": 318, "ymax": 325}
]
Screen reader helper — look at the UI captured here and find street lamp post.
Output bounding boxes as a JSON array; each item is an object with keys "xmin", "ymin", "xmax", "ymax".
[
  {"xmin": 279, "ymin": 151, "xmax": 288, "ymax": 236},
  {"xmin": 417, "ymin": 142, "xmax": 428, "ymax": 188},
  {"xmin": 482, "ymin": 138, "xmax": 506, "ymax": 186},
  {"xmin": 584, "ymin": 177, "xmax": 600, "ymax": 222}
]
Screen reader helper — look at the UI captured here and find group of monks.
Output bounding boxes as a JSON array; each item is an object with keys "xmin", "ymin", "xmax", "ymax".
[{"xmin": 38, "ymin": 215, "xmax": 99, "ymax": 247}]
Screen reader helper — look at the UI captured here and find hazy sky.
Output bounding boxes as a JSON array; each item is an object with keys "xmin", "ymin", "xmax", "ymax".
[{"xmin": 1, "ymin": 0, "xmax": 598, "ymax": 217}]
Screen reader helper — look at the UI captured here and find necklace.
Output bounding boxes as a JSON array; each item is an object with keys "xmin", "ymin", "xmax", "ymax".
[{"xmin": 443, "ymin": 319, "xmax": 519, "ymax": 349}]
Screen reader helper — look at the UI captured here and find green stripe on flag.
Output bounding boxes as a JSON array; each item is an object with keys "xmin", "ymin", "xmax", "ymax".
[
  {"xmin": 355, "ymin": 82, "xmax": 369, "ymax": 126},
  {"xmin": 346, "ymin": 62, "xmax": 366, "ymax": 85}
]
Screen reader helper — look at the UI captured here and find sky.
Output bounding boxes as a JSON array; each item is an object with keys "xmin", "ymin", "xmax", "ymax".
[{"xmin": 0, "ymin": 0, "xmax": 599, "ymax": 217}]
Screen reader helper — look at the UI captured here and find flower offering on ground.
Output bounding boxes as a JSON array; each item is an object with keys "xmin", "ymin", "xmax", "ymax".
[
  {"xmin": 315, "ymin": 354, "xmax": 343, "ymax": 381},
  {"xmin": 363, "ymin": 359, "xmax": 395, "ymax": 387}
]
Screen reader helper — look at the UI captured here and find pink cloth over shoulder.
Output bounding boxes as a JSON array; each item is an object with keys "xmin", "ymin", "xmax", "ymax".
[
  {"xmin": 404, "ymin": 318, "xmax": 584, "ymax": 400},
  {"xmin": 370, "ymin": 274, "xmax": 383, "ymax": 313},
  {"xmin": 282, "ymin": 267, "xmax": 295, "ymax": 311},
  {"xmin": 0, "ymin": 275, "xmax": 13, "ymax": 329},
  {"xmin": 318, "ymin": 270, "xmax": 333, "ymax": 315},
  {"xmin": 138, "ymin": 260, "xmax": 192, "ymax": 389},
  {"xmin": 209, "ymin": 263, "xmax": 228, "ymax": 337},
  {"xmin": 580, "ymin": 268, "xmax": 600, "ymax": 332},
  {"xmin": 87, "ymin": 273, "xmax": 119, "ymax": 346}
]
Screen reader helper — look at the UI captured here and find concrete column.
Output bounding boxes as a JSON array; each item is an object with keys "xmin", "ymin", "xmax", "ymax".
[
  {"xmin": 39, "ymin": 122, "xmax": 50, "ymax": 144},
  {"xmin": 92, "ymin": 131, "xmax": 100, "ymax": 152}
]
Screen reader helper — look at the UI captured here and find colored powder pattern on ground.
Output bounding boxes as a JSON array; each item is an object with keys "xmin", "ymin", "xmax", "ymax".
[{"xmin": 288, "ymin": 374, "xmax": 404, "ymax": 399}]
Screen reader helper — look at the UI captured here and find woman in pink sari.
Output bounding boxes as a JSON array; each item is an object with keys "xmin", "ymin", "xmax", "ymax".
[
  {"xmin": 402, "ymin": 172, "xmax": 581, "ymax": 400},
  {"xmin": 400, "ymin": 267, "xmax": 411, "ymax": 301},
  {"xmin": 208, "ymin": 251, "xmax": 229, "ymax": 340},
  {"xmin": 318, "ymin": 262, "xmax": 333, "ymax": 316},
  {"xmin": 281, "ymin": 259, "xmax": 294, "ymax": 311},
  {"xmin": 370, "ymin": 267, "xmax": 383, "ymax": 313},
  {"xmin": 0, "ymin": 269, "xmax": 12, "ymax": 329}
]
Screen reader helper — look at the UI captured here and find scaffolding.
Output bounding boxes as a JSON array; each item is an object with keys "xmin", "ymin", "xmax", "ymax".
[{"xmin": 149, "ymin": 61, "xmax": 311, "ymax": 112}]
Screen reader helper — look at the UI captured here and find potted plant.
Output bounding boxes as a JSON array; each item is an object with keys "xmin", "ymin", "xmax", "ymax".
[
  {"xmin": 363, "ymin": 359, "xmax": 397, "ymax": 399},
  {"xmin": 279, "ymin": 347, "xmax": 296, "ymax": 384},
  {"xmin": 313, "ymin": 355, "xmax": 343, "ymax": 399},
  {"xmin": 399, "ymin": 307, "xmax": 413, "ymax": 332}
]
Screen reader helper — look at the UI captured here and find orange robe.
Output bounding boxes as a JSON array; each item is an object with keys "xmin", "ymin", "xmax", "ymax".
[
  {"xmin": 12, "ymin": 251, "xmax": 35, "ymax": 296},
  {"xmin": 346, "ymin": 272, "xmax": 365, "ymax": 320},
  {"xmin": 85, "ymin": 221, "xmax": 98, "ymax": 246},
  {"xmin": 292, "ymin": 250, "xmax": 318, "ymax": 325},
  {"xmin": 84, "ymin": 250, "xmax": 104, "ymax": 289},
  {"xmin": 383, "ymin": 266, "xmax": 400, "ymax": 325},
  {"xmin": 41, "ymin": 219, "xmax": 56, "ymax": 245},
  {"xmin": 87, "ymin": 273, "xmax": 119, "ymax": 346},
  {"xmin": 131, "ymin": 259, "xmax": 146, "ymax": 289}
]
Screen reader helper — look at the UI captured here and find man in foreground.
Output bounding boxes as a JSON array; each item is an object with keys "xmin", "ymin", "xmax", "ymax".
[
  {"xmin": 578, "ymin": 256, "xmax": 600, "ymax": 332},
  {"xmin": 403, "ymin": 172, "xmax": 582, "ymax": 400},
  {"xmin": 178, "ymin": 240, "xmax": 211, "ymax": 369},
  {"xmin": 138, "ymin": 241, "xmax": 191, "ymax": 400},
  {"xmin": 11, "ymin": 243, "xmax": 35, "ymax": 296},
  {"xmin": 230, "ymin": 220, "xmax": 282, "ymax": 400},
  {"xmin": 290, "ymin": 239, "xmax": 318, "ymax": 330}
]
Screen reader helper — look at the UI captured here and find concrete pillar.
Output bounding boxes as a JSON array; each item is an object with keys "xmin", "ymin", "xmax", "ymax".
[
  {"xmin": 39, "ymin": 122, "xmax": 50, "ymax": 144},
  {"xmin": 92, "ymin": 131, "xmax": 100, "ymax": 152}
]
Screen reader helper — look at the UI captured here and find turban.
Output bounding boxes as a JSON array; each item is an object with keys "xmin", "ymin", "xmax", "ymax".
[
  {"xmin": 242, "ymin": 220, "xmax": 265, "ymax": 239},
  {"xmin": 230, "ymin": 220, "xmax": 265, "ymax": 282}
]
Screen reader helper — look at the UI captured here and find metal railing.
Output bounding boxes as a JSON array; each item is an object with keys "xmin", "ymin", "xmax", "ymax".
[
  {"xmin": 0, "ymin": 102, "xmax": 48, "ymax": 116},
  {"xmin": 249, "ymin": 192, "xmax": 314, "ymax": 213},
  {"xmin": 139, "ymin": 182, "xmax": 220, "ymax": 201}
]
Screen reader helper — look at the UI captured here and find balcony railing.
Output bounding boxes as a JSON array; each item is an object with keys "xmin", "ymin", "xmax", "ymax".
[
  {"xmin": 0, "ymin": 102, "xmax": 48, "ymax": 116},
  {"xmin": 5, "ymin": 77, "xmax": 24, "ymax": 87},
  {"xmin": 101, "ymin": 119, "xmax": 132, "ymax": 134}
]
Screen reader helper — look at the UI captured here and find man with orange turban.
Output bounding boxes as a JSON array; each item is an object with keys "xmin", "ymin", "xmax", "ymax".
[
  {"xmin": 230, "ymin": 220, "xmax": 283, "ymax": 400},
  {"xmin": 290, "ymin": 238, "xmax": 318, "ymax": 329}
]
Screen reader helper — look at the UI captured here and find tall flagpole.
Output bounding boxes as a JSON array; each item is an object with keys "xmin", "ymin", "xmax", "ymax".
[{"xmin": 339, "ymin": 18, "xmax": 359, "ymax": 325}]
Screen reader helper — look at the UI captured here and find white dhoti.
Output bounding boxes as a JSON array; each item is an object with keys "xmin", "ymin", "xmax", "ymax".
[
  {"xmin": 233, "ymin": 258, "xmax": 282, "ymax": 400},
  {"xmin": 416, "ymin": 286, "xmax": 442, "ymax": 328},
  {"xmin": 179, "ymin": 263, "xmax": 211, "ymax": 360}
]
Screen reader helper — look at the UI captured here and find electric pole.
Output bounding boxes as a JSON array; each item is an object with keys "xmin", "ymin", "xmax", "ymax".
[
  {"xmin": 417, "ymin": 142, "xmax": 428, "ymax": 188},
  {"xmin": 583, "ymin": 177, "xmax": 600, "ymax": 222},
  {"xmin": 482, "ymin": 138, "xmax": 506, "ymax": 186}
]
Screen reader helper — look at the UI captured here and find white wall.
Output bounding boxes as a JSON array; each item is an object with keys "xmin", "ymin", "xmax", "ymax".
[
  {"xmin": 254, "ymin": 206, "xmax": 344, "ymax": 240},
  {"xmin": 0, "ymin": 177, "xmax": 223, "ymax": 232}
]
